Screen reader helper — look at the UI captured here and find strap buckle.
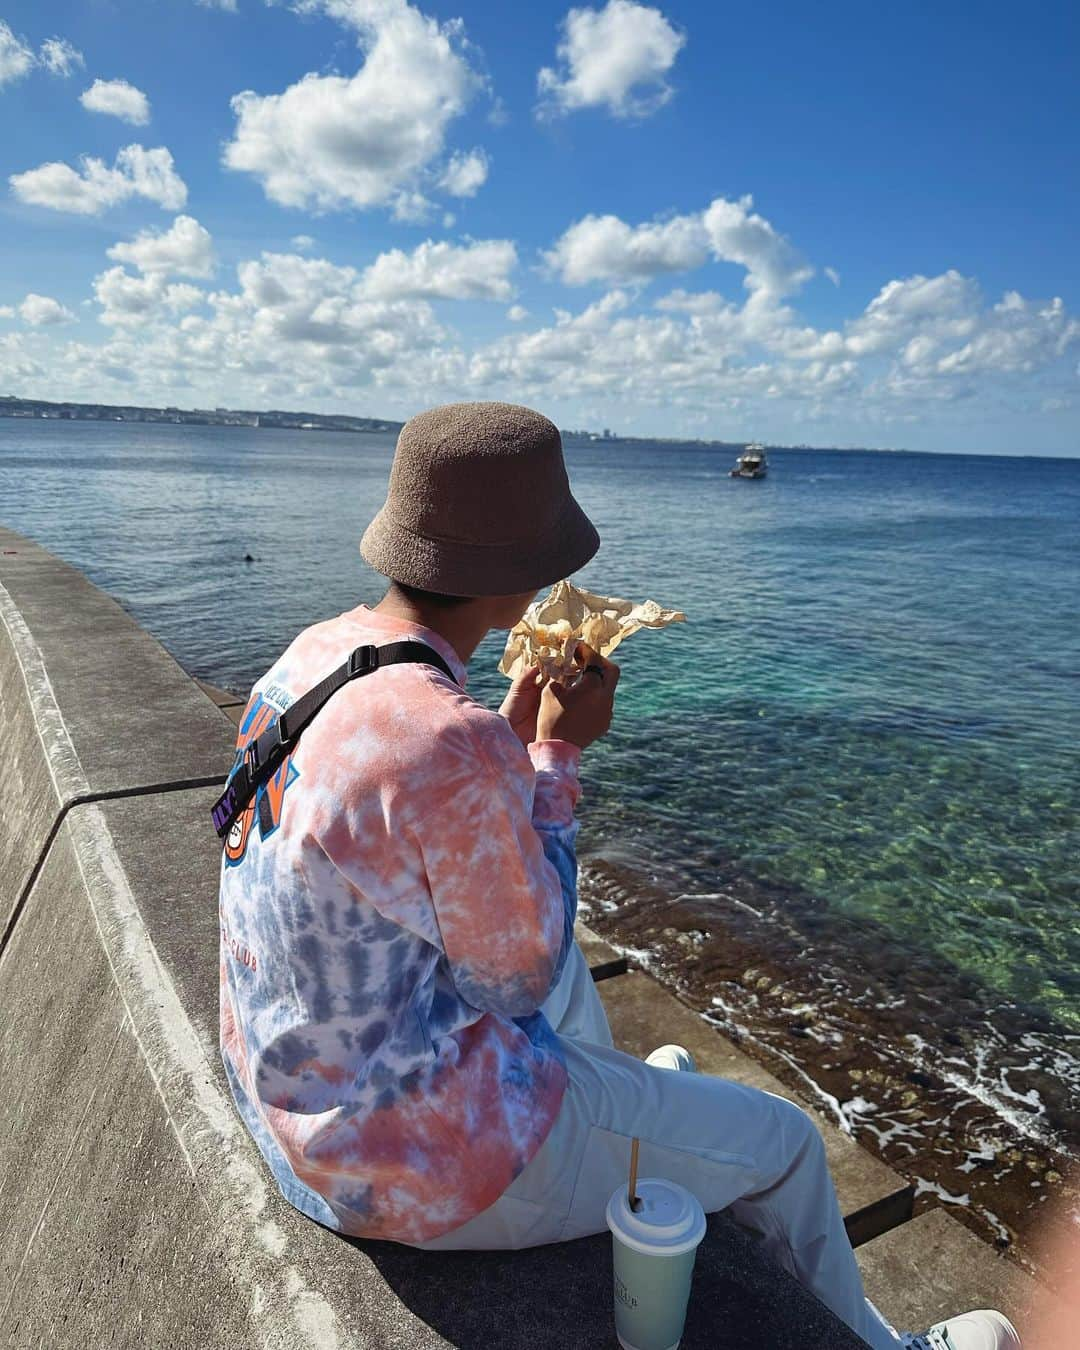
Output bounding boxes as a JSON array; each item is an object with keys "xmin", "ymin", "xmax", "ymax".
[
  {"xmin": 245, "ymin": 718, "xmax": 291, "ymax": 773},
  {"xmin": 348, "ymin": 644, "xmax": 379, "ymax": 677},
  {"xmin": 243, "ymin": 739, "xmax": 262, "ymax": 776}
]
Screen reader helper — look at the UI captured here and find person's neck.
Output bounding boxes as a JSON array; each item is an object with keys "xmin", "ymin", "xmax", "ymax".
[{"xmin": 372, "ymin": 591, "xmax": 489, "ymax": 668}]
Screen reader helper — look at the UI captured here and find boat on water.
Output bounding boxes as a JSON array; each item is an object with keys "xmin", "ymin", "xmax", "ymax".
[{"xmin": 730, "ymin": 443, "xmax": 768, "ymax": 478}]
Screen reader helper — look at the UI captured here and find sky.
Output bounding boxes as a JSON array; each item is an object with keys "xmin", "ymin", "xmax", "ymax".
[{"xmin": 0, "ymin": 0, "xmax": 1078, "ymax": 454}]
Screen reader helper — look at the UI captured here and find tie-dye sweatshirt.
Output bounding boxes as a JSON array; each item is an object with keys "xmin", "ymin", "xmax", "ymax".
[{"xmin": 218, "ymin": 603, "xmax": 581, "ymax": 1244}]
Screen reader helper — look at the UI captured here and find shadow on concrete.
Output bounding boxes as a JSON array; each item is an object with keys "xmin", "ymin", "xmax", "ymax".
[{"xmin": 344, "ymin": 1213, "xmax": 863, "ymax": 1349}]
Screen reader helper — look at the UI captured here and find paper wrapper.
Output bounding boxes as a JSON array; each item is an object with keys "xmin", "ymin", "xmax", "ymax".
[{"xmin": 499, "ymin": 580, "xmax": 687, "ymax": 681}]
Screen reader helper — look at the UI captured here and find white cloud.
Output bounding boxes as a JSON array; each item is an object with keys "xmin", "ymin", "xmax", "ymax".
[
  {"xmin": 654, "ymin": 288, "xmax": 725, "ymax": 315},
  {"xmin": 844, "ymin": 271, "xmax": 978, "ymax": 358},
  {"xmin": 291, "ymin": 235, "xmax": 316, "ymax": 251},
  {"xmin": 7, "ymin": 190, "xmax": 1076, "ymax": 447},
  {"xmin": 461, "ymin": 252, "xmax": 1080, "ymax": 428},
  {"xmin": 545, "ymin": 211, "xmax": 708, "ymax": 285},
  {"xmin": 0, "ymin": 27, "xmax": 85, "ymax": 85},
  {"xmin": 391, "ymin": 190, "xmax": 437, "ymax": 224},
  {"xmin": 39, "ymin": 38, "xmax": 85, "ymax": 76},
  {"xmin": 702, "ymin": 195, "xmax": 813, "ymax": 299},
  {"xmin": 924, "ymin": 292, "xmax": 1077, "ymax": 378},
  {"xmin": 0, "ymin": 331, "xmax": 46, "ymax": 384},
  {"xmin": 545, "ymin": 195, "xmax": 811, "ymax": 300},
  {"xmin": 801, "ymin": 272, "xmax": 1080, "ymax": 395},
  {"xmin": 81, "ymin": 78, "xmax": 152, "ymax": 126},
  {"xmin": 825, "ymin": 267, "xmax": 840, "ymax": 287},
  {"xmin": 439, "ymin": 148, "xmax": 488, "ymax": 197},
  {"xmin": 50, "ymin": 244, "xmax": 461, "ymax": 405},
  {"xmin": 467, "ymin": 287, "xmax": 853, "ymax": 413},
  {"xmin": 10, "ymin": 145, "xmax": 187, "ymax": 215},
  {"xmin": 358, "ymin": 238, "xmax": 516, "ymax": 301},
  {"xmin": 470, "ymin": 289, "xmax": 671, "ymax": 393},
  {"xmin": 164, "ymin": 250, "xmax": 450, "ymax": 386},
  {"xmin": 537, "ymin": 0, "xmax": 685, "ymax": 119},
  {"xmin": 0, "ymin": 20, "xmax": 34, "ymax": 87},
  {"xmin": 223, "ymin": 0, "xmax": 483, "ymax": 213},
  {"xmin": 20, "ymin": 294, "xmax": 76, "ymax": 326},
  {"xmin": 107, "ymin": 216, "xmax": 215, "ymax": 278},
  {"xmin": 93, "ymin": 267, "xmax": 204, "ymax": 327},
  {"xmin": 198, "ymin": 0, "xmax": 238, "ymax": 8},
  {"xmin": 0, "ymin": 305, "xmax": 15, "ymax": 319}
]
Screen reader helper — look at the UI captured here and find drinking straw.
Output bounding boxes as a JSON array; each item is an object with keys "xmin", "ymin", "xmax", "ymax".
[{"xmin": 628, "ymin": 1137, "xmax": 642, "ymax": 1212}]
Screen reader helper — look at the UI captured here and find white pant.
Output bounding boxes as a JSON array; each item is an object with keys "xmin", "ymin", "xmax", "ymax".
[{"xmin": 418, "ymin": 944, "xmax": 900, "ymax": 1349}]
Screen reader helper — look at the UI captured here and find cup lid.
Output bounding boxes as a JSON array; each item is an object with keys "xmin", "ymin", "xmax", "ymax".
[{"xmin": 606, "ymin": 1178, "xmax": 707, "ymax": 1257}]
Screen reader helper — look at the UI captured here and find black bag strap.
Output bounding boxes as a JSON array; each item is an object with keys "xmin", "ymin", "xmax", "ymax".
[{"xmin": 211, "ymin": 640, "xmax": 456, "ymax": 841}]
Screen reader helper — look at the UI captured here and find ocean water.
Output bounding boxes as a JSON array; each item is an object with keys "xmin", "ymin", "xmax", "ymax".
[{"xmin": 3, "ymin": 417, "xmax": 1078, "ymax": 1243}]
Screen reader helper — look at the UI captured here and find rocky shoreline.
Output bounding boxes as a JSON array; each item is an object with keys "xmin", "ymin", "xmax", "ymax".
[{"xmin": 577, "ymin": 854, "xmax": 1079, "ymax": 1282}]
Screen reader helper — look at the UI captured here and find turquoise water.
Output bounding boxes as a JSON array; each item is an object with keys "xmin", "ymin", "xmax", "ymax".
[{"xmin": 3, "ymin": 418, "xmax": 1078, "ymax": 1134}]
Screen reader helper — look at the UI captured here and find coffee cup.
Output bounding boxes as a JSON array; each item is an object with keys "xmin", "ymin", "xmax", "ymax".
[{"xmin": 606, "ymin": 1177, "xmax": 707, "ymax": 1350}]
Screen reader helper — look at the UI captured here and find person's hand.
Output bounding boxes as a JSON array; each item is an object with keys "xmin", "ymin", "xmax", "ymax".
[
  {"xmin": 536, "ymin": 643, "xmax": 620, "ymax": 751},
  {"xmin": 499, "ymin": 663, "xmax": 544, "ymax": 747}
]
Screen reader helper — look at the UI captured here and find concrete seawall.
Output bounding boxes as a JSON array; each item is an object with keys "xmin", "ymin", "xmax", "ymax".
[{"xmin": 0, "ymin": 525, "xmax": 1037, "ymax": 1348}]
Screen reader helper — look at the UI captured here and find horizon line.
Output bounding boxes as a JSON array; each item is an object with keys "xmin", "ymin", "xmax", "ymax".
[{"xmin": 2, "ymin": 393, "xmax": 1077, "ymax": 462}]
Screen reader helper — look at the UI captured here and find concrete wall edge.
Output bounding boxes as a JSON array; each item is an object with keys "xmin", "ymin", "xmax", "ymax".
[
  {"xmin": 57, "ymin": 796, "xmax": 350, "ymax": 1350},
  {"xmin": 0, "ymin": 544, "xmax": 347, "ymax": 1347}
]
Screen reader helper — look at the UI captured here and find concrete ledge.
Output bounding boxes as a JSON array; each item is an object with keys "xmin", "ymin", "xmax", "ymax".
[
  {"xmin": 574, "ymin": 921, "xmax": 629, "ymax": 981},
  {"xmin": 195, "ymin": 677, "xmax": 245, "ymax": 710},
  {"xmin": 598, "ymin": 971, "xmax": 914, "ymax": 1246},
  {"xmin": 0, "ymin": 606, "xmax": 62, "ymax": 939},
  {"xmin": 857, "ymin": 1209, "xmax": 1039, "ymax": 1341},
  {"xmin": 0, "ymin": 803, "xmax": 252, "ymax": 1350},
  {"xmin": 0, "ymin": 526, "xmax": 233, "ymax": 934}
]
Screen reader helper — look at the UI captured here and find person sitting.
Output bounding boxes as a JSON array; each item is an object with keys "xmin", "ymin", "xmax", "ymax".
[{"xmin": 218, "ymin": 401, "xmax": 1020, "ymax": 1350}]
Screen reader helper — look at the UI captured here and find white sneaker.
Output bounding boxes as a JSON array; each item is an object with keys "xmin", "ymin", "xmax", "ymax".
[
  {"xmin": 645, "ymin": 1043, "xmax": 697, "ymax": 1073},
  {"xmin": 901, "ymin": 1309, "xmax": 1021, "ymax": 1350}
]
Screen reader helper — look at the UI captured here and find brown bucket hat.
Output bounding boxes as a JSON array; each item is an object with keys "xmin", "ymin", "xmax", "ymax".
[{"xmin": 360, "ymin": 401, "xmax": 600, "ymax": 597}]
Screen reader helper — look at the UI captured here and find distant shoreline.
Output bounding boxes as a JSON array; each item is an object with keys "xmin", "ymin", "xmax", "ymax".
[
  {"xmin": 0, "ymin": 393, "xmax": 887, "ymax": 453},
  {"xmin": 2, "ymin": 395, "xmax": 1076, "ymax": 460},
  {"xmin": 0, "ymin": 394, "xmax": 401, "ymax": 437}
]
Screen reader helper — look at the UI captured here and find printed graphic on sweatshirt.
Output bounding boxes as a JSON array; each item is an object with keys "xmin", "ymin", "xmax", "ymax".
[{"xmin": 223, "ymin": 691, "xmax": 300, "ymax": 867}]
